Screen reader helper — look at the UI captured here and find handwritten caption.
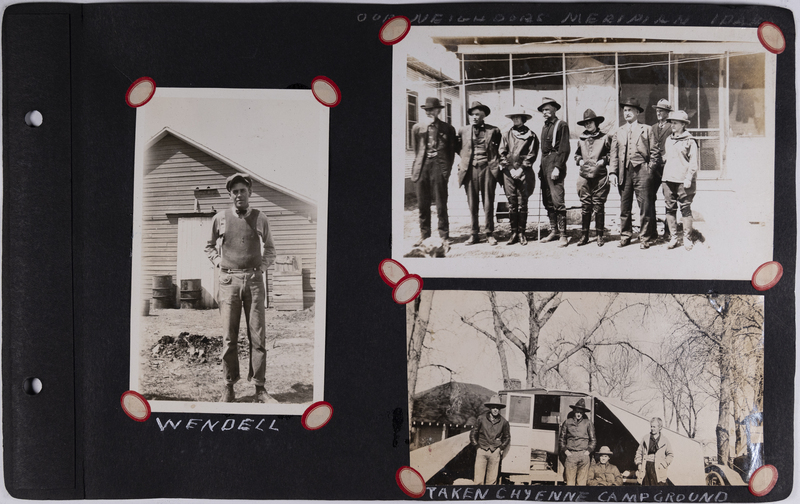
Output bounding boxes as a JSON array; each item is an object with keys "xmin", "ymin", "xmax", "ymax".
[
  {"xmin": 357, "ymin": 12, "xmax": 764, "ymax": 28},
  {"xmin": 424, "ymin": 487, "xmax": 729, "ymax": 503},
  {"xmin": 155, "ymin": 416, "xmax": 280, "ymax": 433}
]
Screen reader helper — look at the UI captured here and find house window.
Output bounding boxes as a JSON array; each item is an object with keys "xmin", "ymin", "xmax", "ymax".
[
  {"xmin": 406, "ymin": 92, "xmax": 418, "ymax": 150},
  {"xmin": 445, "ymin": 98, "xmax": 453, "ymax": 125},
  {"xmin": 675, "ymin": 54, "xmax": 722, "ymax": 171},
  {"xmin": 729, "ymin": 52, "xmax": 765, "ymax": 137}
]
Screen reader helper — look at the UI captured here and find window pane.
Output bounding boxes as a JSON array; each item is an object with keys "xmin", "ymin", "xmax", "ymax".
[
  {"xmin": 508, "ymin": 395, "xmax": 532, "ymax": 424},
  {"xmin": 406, "ymin": 94, "xmax": 417, "ymax": 150},
  {"xmin": 565, "ymin": 54, "xmax": 616, "ymax": 139},
  {"xmin": 675, "ymin": 54, "xmax": 721, "ymax": 171},
  {"xmin": 532, "ymin": 394, "xmax": 561, "ymax": 431},
  {"xmin": 729, "ymin": 53, "xmax": 765, "ymax": 136},
  {"xmin": 512, "ymin": 55, "xmax": 564, "ymax": 137},
  {"xmin": 618, "ymin": 53, "xmax": 670, "ymax": 126},
  {"xmin": 464, "ymin": 54, "xmax": 511, "ymax": 126}
]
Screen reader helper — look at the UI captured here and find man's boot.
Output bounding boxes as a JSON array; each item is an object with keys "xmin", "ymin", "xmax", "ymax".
[
  {"xmin": 256, "ymin": 385, "xmax": 277, "ymax": 404},
  {"xmin": 665, "ymin": 214, "xmax": 679, "ymax": 249},
  {"xmin": 683, "ymin": 216, "xmax": 694, "ymax": 251},
  {"xmin": 540, "ymin": 213, "xmax": 559, "ymax": 243},
  {"xmin": 596, "ymin": 212, "xmax": 605, "ymax": 247},
  {"xmin": 519, "ymin": 211, "xmax": 528, "ymax": 246},
  {"xmin": 506, "ymin": 210, "xmax": 519, "ymax": 245},
  {"xmin": 221, "ymin": 383, "xmax": 235, "ymax": 403},
  {"xmin": 557, "ymin": 212, "xmax": 569, "ymax": 248},
  {"xmin": 577, "ymin": 213, "xmax": 591, "ymax": 246}
]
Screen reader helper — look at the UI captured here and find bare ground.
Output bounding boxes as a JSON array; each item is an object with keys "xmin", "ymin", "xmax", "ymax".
[{"xmin": 137, "ymin": 306, "xmax": 315, "ymax": 404}]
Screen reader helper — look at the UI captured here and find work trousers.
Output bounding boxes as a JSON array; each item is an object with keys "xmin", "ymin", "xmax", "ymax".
[
  {"xmin": 474, "ymin": 447, "xmax": 502, "ymax": 485},
  {"xmin": 540, "ymin": 162, "xmax": 566, "ymax": 214},
  {"xmin": 662, "ymin": 181, "xmax": 696, "ymax": 218},
  {"xmin": 642, "ymin": 461, "xmax": 668, "ymax": 486},
  {"xmin": 564, "ymin": 452, "xmax": 591, "ymax": 486},
  {"xmin": 465, "ymin": 164, "xmax": 496, "ymax": 235},
  {"xmin": 218, "ymin": 269, "xmax": 267, "ymax": 387},
  {"xmin": 415, "ymin": 158, "xmax": 449, "ymax": 239},
  {"xmin": 576, "ymin": 175, "xmax": 610, "ymax": 217},
  {"xmin": 619, "ymin": 163, "xmax": 656, "ymax": 242},
  {"xmin": 502, "ymin": 174, "xmax": 530, "ymax": 213}
]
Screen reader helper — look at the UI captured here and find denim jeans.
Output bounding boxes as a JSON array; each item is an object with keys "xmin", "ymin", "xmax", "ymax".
[
  {"xmin": 218, "ymin": 269, "xmax": 266, "ymax": 386},
  {"xmin": 473, "ymin": 447, "xmax": 501, "ymax": 485},
  {"xmin": 564, "ymin": 452, "xmax": 590, "ymax": 485}
]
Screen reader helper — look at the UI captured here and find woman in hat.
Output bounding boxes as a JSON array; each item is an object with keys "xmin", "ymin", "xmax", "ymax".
[
  {"xmin": 574, "ymin": 109, "xmax": 612, "ymax": 246},
  {"xmin": 470, "ymin": 394, "xmax": 510, "ymax": 485},
  {"xmin": 588, "ymin": 446, "xmax": 623, "ymax": 486},
  {"xmin": 660, "ymin": 110, "xmax": 699, "ymax": 250},
  {"xmin": 499, "ymin": 105, "xmax": 539, "ymax": 245}
]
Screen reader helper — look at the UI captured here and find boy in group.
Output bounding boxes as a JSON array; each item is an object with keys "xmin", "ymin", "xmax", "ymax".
[
  {"xmin": 660, "ymin": 110, "xmax": 699, "ymax": 250},
  {"xmin": 499, "ymin": 105, "xmax": 539, "ymax": 245},
  {"xmin": 574, "ymin": 109, "xmax": 612, "ymax": 247}
]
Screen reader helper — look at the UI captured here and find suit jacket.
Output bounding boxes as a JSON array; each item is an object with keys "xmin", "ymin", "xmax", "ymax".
[
  {"xmin": 609, "ymin": 121, "xmax": 660, "ymax": 187},
  {"xmin": 652, "ymin": 121, "xmax": 672, "ymax": 175},
  {"xmin": 410, "ymin": 119, "xmax": 457, "ymax": 183},
  {"xmin": 456, "ymin": 123, "xmax": 502, "ymax": 187}
]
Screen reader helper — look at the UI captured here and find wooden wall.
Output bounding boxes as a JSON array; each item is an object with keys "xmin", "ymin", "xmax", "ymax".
[{"xmin": 141, "ymin": 134, "xmax": 317, "ymax": 309}]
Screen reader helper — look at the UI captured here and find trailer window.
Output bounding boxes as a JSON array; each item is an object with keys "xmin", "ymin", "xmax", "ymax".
[
  {"xmin": 507, "ymin": 395, "xmax": 532, "ymax": 425},
  {"xmin": 532, "ymin": 395, "xmax": 561, "ymax": 431}
]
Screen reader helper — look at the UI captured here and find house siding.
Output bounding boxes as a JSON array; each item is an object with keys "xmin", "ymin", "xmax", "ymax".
[{"xmin": 142, "ymin": 134, "xmax": 316, "ymax": 308}]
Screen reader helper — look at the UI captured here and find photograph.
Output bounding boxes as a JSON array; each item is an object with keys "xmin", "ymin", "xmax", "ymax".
[
  {"xmin": 407, "ymin": 291, "xmax": 764, "ymax": 487},
  {"xmin": 128, "ymin": 88, "xmax": 328, "ymax": 415},
  {"xmin": 392, "ymin": 25, "xmax": 776, "ymax": 280}
]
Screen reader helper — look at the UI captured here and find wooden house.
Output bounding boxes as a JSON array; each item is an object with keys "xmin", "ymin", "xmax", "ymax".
[{"xmin": 141, "ymin": 127, "xmax": 317, "ymax": 310}]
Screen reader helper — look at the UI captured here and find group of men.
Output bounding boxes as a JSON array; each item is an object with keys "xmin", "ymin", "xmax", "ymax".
[
  {"xmin": 470, "ymin": 396, "xmax": 673, "ymax": 487},
  {"xmin": 411, "ymin": 95, "xmax": 699, "ymax": 250}
]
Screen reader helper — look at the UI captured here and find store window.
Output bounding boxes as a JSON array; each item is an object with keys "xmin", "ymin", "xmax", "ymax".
[
  {"xmin": 464, "ymin": 54, "xmax": 511, "ymax": 125},
  {"xmin": 675, "ymin": 54, "xmax": 722, "ymax": 171},
  {"xmin": 406, "ymin": 92, "xmax": 418, "ymax": 150},
  {"xmin": 565, "ymin": 54, "xmax": 616, "ymax": 138},
  {"xmin": 618, "ymin": 53, "xmax": 670, "ymax": 126},
  {"xmin": 729, "ymin": 53, "xmax": 765, "ymax": 137},
  {"xmin": 513, "ymin": 54, "xmax": 564, "ymax": 135}
]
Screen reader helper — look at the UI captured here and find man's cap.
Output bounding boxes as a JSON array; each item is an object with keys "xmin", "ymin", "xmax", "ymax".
[
  {"xmin": 421, "ymin": 97, "xmax": 445, "ymax": 110},
  {"xmin": 569, "ymin": 398, "xmax": 591, "ymax": 412},
  {"xmin": 651, "ymin": 98, "xmax": 673, "ymax": 111},
  {"xmin": 620, "ymin": 97, "xmax": 644, "ymax": 113},
  {"xmin": 484, "ymin": 394, "xmax": 506, "ymax": 409},
  {"xmin": 226, "ymin": 173, "xmax": 252, "ymax": 192},
  {"xmin": 537, "ymin": 97, "xmax": 562, "ymax": 112}
]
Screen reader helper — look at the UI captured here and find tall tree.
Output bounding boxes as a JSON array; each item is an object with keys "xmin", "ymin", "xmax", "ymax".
[{"xmin": 407, "ymin": 291, "xmax": 434, "ymax": 402}]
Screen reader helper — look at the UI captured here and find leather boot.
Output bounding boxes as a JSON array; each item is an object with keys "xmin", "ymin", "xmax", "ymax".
[
  {"xmin": 577, "ymin": 213, "xmax": 591, "ymax": 246},
  {"xmin": 596, "ymin": 212, "xmax": 605, "ymax": 247},
  {"xmin": 665, "ymin": 214, "xmax": 679, "ymax": 249},
  {"xmin": 557, "ymin": 212, "xmax": 569, "ymax": 247},
  {"xmin": 519, "ymin": 211, "xmax": 528, "ymax": 245},
  {"xmin": 683, "ymin": 216, "xmax": 694, "ymax": 251},
  {"xmin": 540, "ymin": 213, "xmax": 559, "ymax": 243},
  {"xmin": 506, "ymin": 210, "xmax": 519, "ymax": 245}
]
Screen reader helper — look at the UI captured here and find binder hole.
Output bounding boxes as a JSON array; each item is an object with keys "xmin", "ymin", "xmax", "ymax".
[
  {"xmin": 23, "ymin": 377, "xmax": 42, "ymax": 395},
  {"xmin": 24, "ymin": 110, "xmax": 43, "ymax": 127}
]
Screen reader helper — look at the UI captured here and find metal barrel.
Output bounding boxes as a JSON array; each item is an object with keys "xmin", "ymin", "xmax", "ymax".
[
  {"xmin": 152, "ymin": 275, "xmax": 174, "ymax": 309},
  {"xmin": 180, "ymin": 279, "xmax": 202, "ymax": 309}
]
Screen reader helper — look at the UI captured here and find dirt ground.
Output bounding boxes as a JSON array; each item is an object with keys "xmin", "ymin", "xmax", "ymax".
[{"xmin": 137, "ymin": 306, "xmax": 315, "ymax": 404}]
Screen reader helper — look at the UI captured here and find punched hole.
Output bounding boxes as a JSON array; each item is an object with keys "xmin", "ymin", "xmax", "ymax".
[
  {"xmin": 24, "ymin": 110, "xmax": 43, "ymax": 127},
  {"xmin": 23, "ymin": 377, "xmax": 42, "ymax": 395}
]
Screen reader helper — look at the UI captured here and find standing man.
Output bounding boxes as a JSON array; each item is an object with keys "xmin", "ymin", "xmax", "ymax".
[
  {"xmin": 470, "ymin": 394, "xmax": 511, "ymax": 485},
  {"xmin": 457, "ymin": 101, "xmax": 502, "ymax": 246},
  {"xmin": 609, "ymin": 97, "xmax": 660, "ymax": 249},
  {"xmin": 651, "ymin": 99, "xmax": 674, "ymax": 241},
  {"xmin": 537, "ymin": 97, "xmax": 571, "ymax": 247},
  {"xmin": 574, "ymin": 109, "xmax": 612, "ymax": 247},
  {"xmin": 499, "ymin": 105, "xmax": 539, "ymax": 245},
  {"xmin": 205, "ymin": 173, "xmax": 277, "ymax": 403},
  {"xmin": 410, "ymin": 97, "xmax": 457, "ymax": 246},
  {"xmin": 559, "ymin": 398, "xmax": 596, "ymax": 485},
  {"xmin": 634, "ymin": 417, "xmax": 674, "ymax": 485}
]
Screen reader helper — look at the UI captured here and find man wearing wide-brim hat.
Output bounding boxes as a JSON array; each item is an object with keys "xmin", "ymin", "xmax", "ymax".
[
  {"xmin": 499, "ymin": 104, "xmax": 539, "ymax": 245},
  {"xmin": 588, "ymin": 446, "xmax": 623, "ymax": 486},
  {"xmin": 609, "ymin": 97, "xmax": 661, "ymax": 249},
  {"xmin": 456, "ymin": 101, "xmax": 503, "ymax": 246},
  {"xmin": 651, "ymin": 98, "xmax": 674, "ymax": 241},
  {"xmin": 410, "ymin": 97, "xmax": 457, "ymax": 246},
  {"xmin": 537, "ymin": 97, "xmax": 572, "ymax": 247},
  {"xmin": 574, "ymin": 108, "xmax": 612, "ymax": 247},
  {"xmin": 558, "ymin": 398, "xmax": 596, "ymax": 485},
  {"xmin": 470, "ymin": 394, "xmax": 510, "ymax": 485}
]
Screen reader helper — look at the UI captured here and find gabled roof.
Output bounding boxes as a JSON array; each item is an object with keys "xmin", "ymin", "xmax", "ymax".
[{"xmin": 146, "ymin": 127, "xmax": 316, "ymax": 207}]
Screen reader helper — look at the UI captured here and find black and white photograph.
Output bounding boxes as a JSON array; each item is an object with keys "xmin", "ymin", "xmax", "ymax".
[
  {"xmin": 407, "ymin": 291, "xmax": 764, "ymax": 487},
  {"xmin": 129, "ymin": 88, "xmax": 328, "ymax": 415},
  {"xmin": 392, "ymin": 25, "xmax": 776, "ymax": 280}
]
